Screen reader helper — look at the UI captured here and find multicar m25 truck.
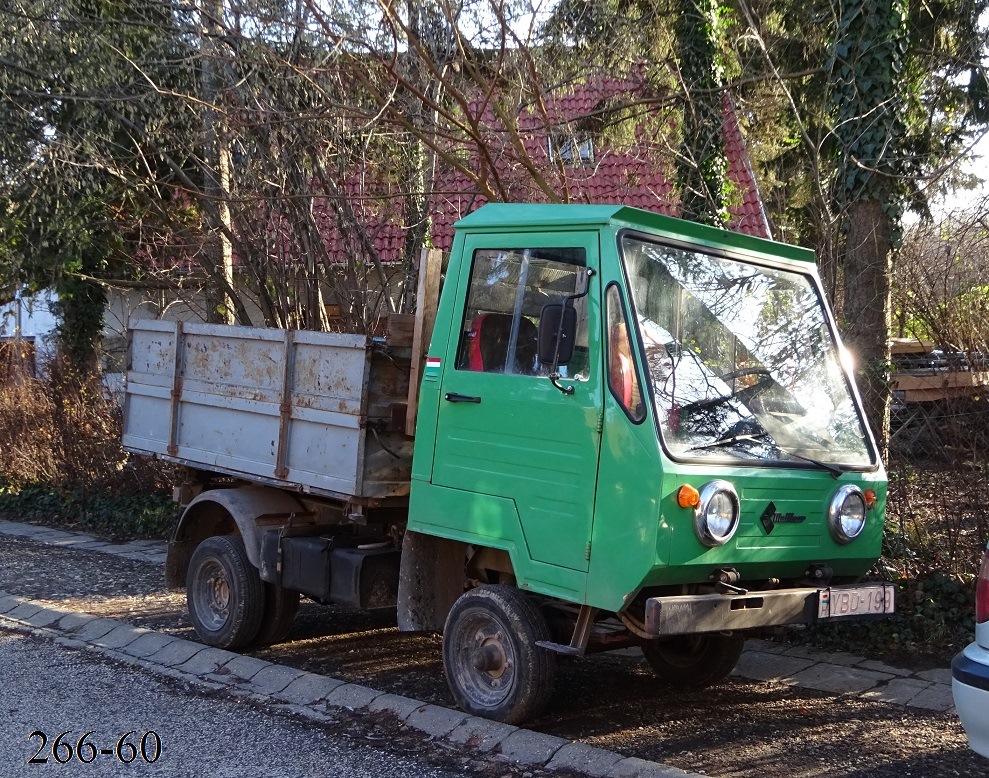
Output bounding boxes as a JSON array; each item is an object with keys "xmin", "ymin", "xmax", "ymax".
[{"xmin": 123, "ymin": 204, "xmax": 894, "ymax": 724}]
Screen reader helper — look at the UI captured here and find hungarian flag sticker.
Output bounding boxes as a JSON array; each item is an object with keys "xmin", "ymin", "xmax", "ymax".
[{"xmin": 424, "ymin": 356, "xmax": 441, "ymax": 379}]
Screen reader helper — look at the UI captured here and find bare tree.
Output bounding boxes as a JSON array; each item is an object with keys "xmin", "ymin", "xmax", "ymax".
[{"xmin": 894, "ymin": 198, "xmax": 989, "ymax": 355}]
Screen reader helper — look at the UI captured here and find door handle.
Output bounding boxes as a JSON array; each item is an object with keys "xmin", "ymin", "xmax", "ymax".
[{"xmin": 445, "ymin": 392, "xmax": 482, "ymax": 404}]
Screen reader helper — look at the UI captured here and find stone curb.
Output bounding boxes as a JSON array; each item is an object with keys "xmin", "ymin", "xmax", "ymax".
[{"xmin": 0, "ymin": 590, "xmax": 699, "ymax": 778}]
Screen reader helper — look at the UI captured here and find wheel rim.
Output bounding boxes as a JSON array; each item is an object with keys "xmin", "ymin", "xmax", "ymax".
[
  {"xmin": 450, "ymin": 608, "xmax": 516, "ymax": 709},
  {"xmin": 193, "ymin": 558, "xmax": 231, "ymax": 632}
]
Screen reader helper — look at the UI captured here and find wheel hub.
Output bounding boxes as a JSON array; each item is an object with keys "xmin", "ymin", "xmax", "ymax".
[
  {"xmin": 211, "ymin": 576, "xmax": 230, "ymax": 611},
  {"xmin": 471, "ymin": 640, "xmax": 507, "ymax": 676},
  {"xmin": 195, "ymin": 560, "xmax": 232, "ymax": 630}
]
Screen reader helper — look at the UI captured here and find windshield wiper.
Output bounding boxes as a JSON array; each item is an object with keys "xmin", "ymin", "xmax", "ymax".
[
  {"xmin": 688, "ymin": 432, "xmax": 769, "ymax": 451},
  {"xmin": 688, "ymin": 433, "xmax": 847, "ymax": 478},
  {"xmin": 771, "ymin": 445, "xmax": 846, "ymax": 479}
]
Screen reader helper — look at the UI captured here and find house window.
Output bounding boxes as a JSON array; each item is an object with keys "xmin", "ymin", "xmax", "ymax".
[{"xmin": 548, "ymin": 130, "xmax": 594, "ymax": 165}]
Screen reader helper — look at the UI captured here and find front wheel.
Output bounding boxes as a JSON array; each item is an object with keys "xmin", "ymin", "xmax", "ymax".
[
  {"xmin": 442, "ymin": 585, "xmax": 556, "ymax": 724},
  {"xmin": 187, "ymin": 535, "xmax": 265, "ymax": 649},
  {"xmin": 640, "ymin": 633, "xmax": 745, "ymax": 688}
]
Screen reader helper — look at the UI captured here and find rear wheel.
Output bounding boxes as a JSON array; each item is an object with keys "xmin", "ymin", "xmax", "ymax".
[
  {"xmin": 254, "ymin": 584, "xmax": 301, "ymax": 646},
  {"xmin": 640, "ymin": 633, "xmax": 745, "ymax": 688},
  {"xmin": 187, "ymin": 535, "xmax": 264, "ymax": 649},
  {"xmin": 442, "ymin": 585, "xmax": 556, "ymax": 724}
]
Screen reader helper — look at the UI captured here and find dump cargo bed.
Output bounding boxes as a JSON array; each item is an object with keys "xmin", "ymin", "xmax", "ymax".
[{"xmin": 123, "ymin": 320, "xmax": 413, "ymax": 501}]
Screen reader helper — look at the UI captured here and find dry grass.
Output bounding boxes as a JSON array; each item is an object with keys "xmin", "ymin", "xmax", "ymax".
[{"xmin": 0, "ymin": 359, "xmax": 168, "ymax": 494}]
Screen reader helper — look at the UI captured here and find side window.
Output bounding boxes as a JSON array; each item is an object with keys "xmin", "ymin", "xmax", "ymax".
[
  {"xmin": 456, "ymin": 247, "xmax": 590, "ymax": 379},
  {"xmin": 606, "ymin": 285, "xmax": 645, "ymax": 421}
]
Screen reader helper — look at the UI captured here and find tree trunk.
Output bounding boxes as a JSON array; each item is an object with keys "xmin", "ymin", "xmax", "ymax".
[
  {"xmin": 676, "ymin": 0, "xmax": 729, "ymax": 227},
  {"xmin": 54, "ymin": 272, "xmax": 106, "ymax": 376},
  {"xmin": 842, "ymin": 199, "xmax": 892, "ymax": 459},
  {"xmin": 201, "ymin": 0, "xmax": 234, "ymax": 325}
]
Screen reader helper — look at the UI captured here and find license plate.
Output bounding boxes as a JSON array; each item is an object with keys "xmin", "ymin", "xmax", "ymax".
[{"xmin": 818, "ymin": 584, "xmax": 895, "ymax": 620}]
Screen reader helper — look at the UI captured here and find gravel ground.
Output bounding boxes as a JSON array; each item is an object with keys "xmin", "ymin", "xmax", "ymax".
[
  {"xmin": 1, "ymin": 534, "xmax": 984, "ymax": 777},
  {"xmin": 0, "ymin": 629, "xmax": 476, "ymax": 778}
]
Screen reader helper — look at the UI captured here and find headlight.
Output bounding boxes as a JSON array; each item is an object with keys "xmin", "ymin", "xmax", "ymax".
[
  {"xmin": 693, "ymin": 480, "xmax": 740, "ymax": 547},
  {"xmin": 828, "ymin": 485, "xmax": 867, "ymax": 544}
]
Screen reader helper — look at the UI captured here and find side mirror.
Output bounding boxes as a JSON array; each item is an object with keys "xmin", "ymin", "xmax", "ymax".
[{"xmin": 538, "ymin": 303, "xmax": 576, "ymax": 366}]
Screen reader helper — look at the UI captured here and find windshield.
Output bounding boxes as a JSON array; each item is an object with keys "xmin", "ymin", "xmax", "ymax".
[{"xmin": 620, "ymin": 235, "xmax": 874, "ymax": 468}]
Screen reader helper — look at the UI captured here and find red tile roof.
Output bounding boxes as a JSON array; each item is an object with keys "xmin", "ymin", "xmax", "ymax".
[
  {"xmin": 145, "ymin": 80, "xmax": 768, "ymax": 273},
  {"xmin": 311, "ymin": 81, "xmax": 770, "ymax": 264},
  {"xmin": 208, "ymin": 77, "xmax": 771, "ymax": 270}
]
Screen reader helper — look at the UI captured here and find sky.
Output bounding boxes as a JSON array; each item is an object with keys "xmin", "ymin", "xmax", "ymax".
[{"xmin": 931, "ymin": 128, "xmax": 989, "ymax": 215}]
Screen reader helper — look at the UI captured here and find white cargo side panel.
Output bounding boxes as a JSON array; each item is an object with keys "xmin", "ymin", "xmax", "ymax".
[
  {"xmin": 175, "ymin": 324, "xmax": 286, "ymax": 481},
  {"xmin": 123, "ymin": 320, "xmax": 374, "ymax": 499},
  {"xmin": 122, "ymin": 319, "xmax": 179, "ymax": 455},
  {"xmin": 283, "ymin": 331, "xmax": 369, "ymax": 494}
]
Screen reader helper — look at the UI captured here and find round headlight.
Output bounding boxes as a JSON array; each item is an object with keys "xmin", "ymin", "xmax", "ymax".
[
  {"xmin": 828, "ymin": 485, "xmax": 867, "ymax": 544},
  {"xmin": 693, "ymin": 480, "xmax": 740, "ymax": 547}
]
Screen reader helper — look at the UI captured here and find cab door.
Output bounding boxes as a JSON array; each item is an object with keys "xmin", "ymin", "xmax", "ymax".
[{"xmin": 431, "ymin": 232, "xmax": 603, "ymax": 572}]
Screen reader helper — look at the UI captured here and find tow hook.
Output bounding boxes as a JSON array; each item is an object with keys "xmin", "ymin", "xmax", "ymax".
[{"xmin": 712, "ymin": 568, "xmax": 748, "ymax": 595}]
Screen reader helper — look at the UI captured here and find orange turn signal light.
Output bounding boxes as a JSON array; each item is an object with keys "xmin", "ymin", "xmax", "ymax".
[
  {"xmin": 678, "ymin": 484, "xmax": 700, "ymax": 509},
  {"xmin": 864, "ymin": 489, "xmax": 877, "ymax": 509}
]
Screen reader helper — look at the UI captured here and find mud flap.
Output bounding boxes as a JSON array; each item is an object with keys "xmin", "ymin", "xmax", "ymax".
[
  {"xmin": 165, "ymin": 539, "xmax": 197, "ymax": 589},
  {"xmin": 397, "ymin": 531, "xmax": 467, "ymax": 632}
]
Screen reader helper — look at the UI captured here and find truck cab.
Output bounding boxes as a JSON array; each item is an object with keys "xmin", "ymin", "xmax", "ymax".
[{"xmin": 406, "ymin": 204, "xmax": 890, "ymax": 720}]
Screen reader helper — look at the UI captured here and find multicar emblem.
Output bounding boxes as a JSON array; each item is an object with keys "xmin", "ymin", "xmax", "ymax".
[{"xmin": 760, "ymin": 501, "xmax": 807, "ymax": 534}]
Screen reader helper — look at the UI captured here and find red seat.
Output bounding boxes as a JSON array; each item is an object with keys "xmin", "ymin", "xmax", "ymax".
[{"xmin": 468, "ymin": 313, "xmax": 537, "ymax": 373}]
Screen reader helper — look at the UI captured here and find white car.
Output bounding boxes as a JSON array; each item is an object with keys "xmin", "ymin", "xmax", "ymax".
[{"xmin": 952, "ymin": 541, "xmax": 989, "ymax": 758}]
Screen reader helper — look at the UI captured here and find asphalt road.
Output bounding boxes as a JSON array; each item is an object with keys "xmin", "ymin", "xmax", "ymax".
[{"xmin": 0, "ymin": 628, "xmax": 467, "ymax": 778}]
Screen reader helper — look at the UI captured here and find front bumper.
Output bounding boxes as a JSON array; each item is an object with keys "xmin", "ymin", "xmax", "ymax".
[
  {"xmin": 644, "ymin": 583, "xmax": 895, "ymax": 636},
  {"xmin": 952, "ymin": 644, "xmax": 989, "ymax": 759}
]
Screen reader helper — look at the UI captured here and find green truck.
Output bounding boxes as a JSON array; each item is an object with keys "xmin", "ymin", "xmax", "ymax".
[{"xmin": 124, "ymin": 204, "xmax": 893, "ymax": 724}]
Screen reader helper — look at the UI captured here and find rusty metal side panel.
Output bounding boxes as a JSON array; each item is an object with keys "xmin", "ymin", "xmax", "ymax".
[
  {"xmin": 123, "ymin": 319, "xmax": 177, "ymax": 456},
  {"xmin": 284, "ymin": 330, "xmax": 369, "ymax": 494},
  {"xmin": 124, "ymin": 320, "xmax": 384, "ymax": 499},
  {"xmin": 172, "ymin": 325, "xmax": 313, "ymax": 486}
]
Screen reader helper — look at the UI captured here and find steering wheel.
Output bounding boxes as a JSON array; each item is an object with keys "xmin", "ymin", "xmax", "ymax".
[
  {"xmin": 680, "ymin": 367, "xmax": 775, "ymax": 413},
  {"xmin": 720, "ymin": 367, "xmax": 772, "ymax": 384}
]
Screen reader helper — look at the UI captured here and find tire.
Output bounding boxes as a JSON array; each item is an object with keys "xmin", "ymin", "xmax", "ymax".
[
  {"xmin": 186, "ymin": 535, "xmax": 264, "ymax": 649},
  {"xmin": 442, "ymin": 585, "xmax": 556, "ymax": 724},
  {"xmin": 640, "ymin": 633, "xmax": 745, "ymax": 689},
  {"xmin": 253, "ymin": 584, "xmax": 301, "ymax": 647}
]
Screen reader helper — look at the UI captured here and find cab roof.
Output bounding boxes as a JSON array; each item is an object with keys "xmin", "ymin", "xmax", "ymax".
[{"xmin": 454, "ymin": 203, "xmax": 815, "ymax": 265}]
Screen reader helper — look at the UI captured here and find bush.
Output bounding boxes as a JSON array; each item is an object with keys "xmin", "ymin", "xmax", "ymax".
[
  {"xmin": 802, "ymin": 464, "xmax": 986, "ymax": 662},
  {"xmin": 805, "ymin": 569, "xmax": 976, "ymax": 661},
  {"xmin": 0, "ymin": 481, "xmax": 178, "ymax": 540},
  {"xmin": 882, "ymin": 463, "xmax": 988, "ymax": 582},
  {"xmin": 0, "ymin": 360, "xmax": 176, "ymax": 538}
]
